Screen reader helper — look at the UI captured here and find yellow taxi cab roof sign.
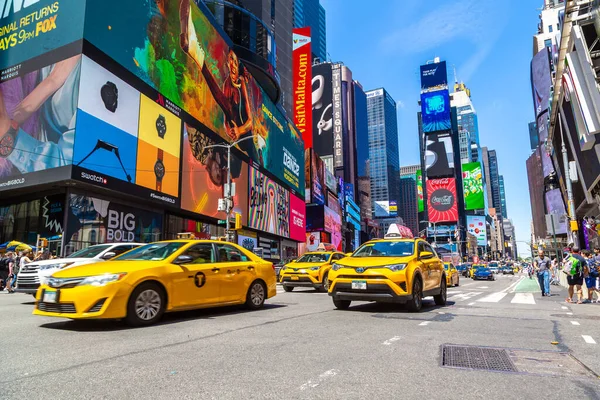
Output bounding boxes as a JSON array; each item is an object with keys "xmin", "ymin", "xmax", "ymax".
[{"xmin": 384, "ymin": 224, "xmax": 414, "ymax": 239}]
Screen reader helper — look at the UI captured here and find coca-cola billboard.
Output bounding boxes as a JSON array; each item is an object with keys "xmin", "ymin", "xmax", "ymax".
[{"xmin": 427, "ymin": 178, "xmax": 458, "ymax": 223}]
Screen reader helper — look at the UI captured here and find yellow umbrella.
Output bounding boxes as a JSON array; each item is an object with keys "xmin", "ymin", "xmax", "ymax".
[{"xmin": 14, "ymin": 243, "xmax": 32, "ymax": 252}]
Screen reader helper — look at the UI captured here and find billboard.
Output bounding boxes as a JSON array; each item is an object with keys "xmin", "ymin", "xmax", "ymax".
[
  {"xmin": 83, "ymin": 0, "xmax": 303, "ymax": 195},
  {"xmin": 421, "ymin": 89, "xmax": 451, "ymax": 133},
  {"xmin": 289, "ymin": 194, "xmax": 306, "ymax": 242},
  {"xmin": 312, "ymin": 63, "xmax": 333, "ymax": 158},
  {"xmin": 306, "ymin": 204, "xmax": 324, "ymax": 231},
  {"xmin": 467, "ymin": 215, "xmax": 487, "ymax": 246},
  {"xmin": 181, "ymin": 123, "xmax": 248, "ymax": 224},
  {"xmin": 374, "ymin": 201, "xmax": 391, "ymax": 217},
  {"xmin": 237, "ymin": 230, "xmax": 257, "ymax": 252},
  {"xmin": 292, "ymin": 27, "xmax": 312, "ymax": 149},
  {"xmin": 545, "ymin": 188, "xmax": 567, "ymax": 235},
  {"xmin": 420, "ymin": 61, "xmax": 447, "ymax": 91},
  {"xmin": 0, "ymin": 53, "xmax": 80, "ymax": 191},
  {"xmin": 324, "ymin": 205, "xmax": 342, "ymax": 251},
  {"xmin": 332, "ymin": 64, "xmax": 343, "ymax": 168},
  {"xmin": 248, "ymin": 166, "xmax": 289, "ymax": 237},
  {"xmin": 424, "ymin": 131, "xmax": 455, "ymax": 178},
  {"xmin": 389, "ymin": 200, "xmax": 398, "ymax": 217},
  {"xmin": 310, "ymin": 150, "xmax": 325, "ymax": 205},
  {"xmin": 416, "ymin": 169, "xmax": 424, "ymax": 212},
  {"xmin": 427, "ymin": 178, "xmax": 458, "ymax": 223},
  {"xmin": 327, "ymin": 192, "xmax": 342, "ymax": 217},
  {"xmin": 531, "ymin": 48, "xmax": 552, "ymax": 118},
  {"xmin": 325, "ymin": 168, "xmax": 337, "ymax": 193},
  {"xmin": 462, "ymin": 162, "xmax": 484, "ymax": 210},
  {"xmin": 0, "ymin": 0, "xmax": 86, "ymax": 70}
]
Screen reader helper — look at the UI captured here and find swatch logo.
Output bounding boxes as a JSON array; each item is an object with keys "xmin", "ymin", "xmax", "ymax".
[{"xmin": 81, "ymin": 171, "xmax": 107, "ymax": 185}]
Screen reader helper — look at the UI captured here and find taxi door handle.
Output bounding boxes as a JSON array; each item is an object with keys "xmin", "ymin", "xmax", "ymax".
[
  {"xmin": 227, "ymin": 269, "xmax": 242, "ymax": 274},
  {"xmin": 212, "ymin": 267, "xmax": 220, "ymax": 272},
  {"xmin": 248, "ymin": 266, "xmax": 254, "ymax": 270}
]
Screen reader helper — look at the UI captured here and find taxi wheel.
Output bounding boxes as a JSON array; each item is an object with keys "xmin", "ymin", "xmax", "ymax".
[
  {"xmin": 319, "ymin": 273, "xmax": 329, "ymax": 292},
  {"xmin": 407, "ymin": 278, "xmax": 423, "ymax": 312},
  {"xmin": 434, "ymin": 278, "xmax": 447, "ymax": 306},
  {"xmin": 283, "ymin": 285, "xmax": 294, "ymax": 292},
  {"xmin": 126, "ymin": 283, "xmax": 165, "ymax": 327},
  {"xmin": 246, "ymin": 280, "xmax": 266, "ymax": 310},
  {"xmin": 333, "ymin": 298, "xmax": 351, "ymax": 310}
]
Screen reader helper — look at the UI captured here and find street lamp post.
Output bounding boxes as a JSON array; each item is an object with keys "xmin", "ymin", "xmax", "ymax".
[{"xmin": 203, "ymin": 136, "xmax": 255, "ymax": 242}]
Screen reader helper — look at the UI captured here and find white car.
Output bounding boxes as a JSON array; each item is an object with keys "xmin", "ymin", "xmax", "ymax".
[{"xmin": 16, "ymin": 243, "xmax": 144, "ymax": 296}]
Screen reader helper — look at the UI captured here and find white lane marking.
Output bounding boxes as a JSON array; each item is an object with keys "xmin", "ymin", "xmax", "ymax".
[
  {"xmin": 459, "ymin": 307, "xmax": 465, "ymax": 310},
  {"xmin": 299, "ymin": 369, "xmax": 339, "ymax": 390},
  {"xmin": 419, "ymin": 321, "xmax": 431, "ymax": 326},
  {"xmin": 567, "ymin": 312, "xmax": 573, "ymax": 315},
  {"xmin": 447, "ymin": 290, "xmax": 462, "ymax": 295},
  {"xmin": 460, "ymin": 282, "xmax": 476, "ymax": 287},
  {"xmin": 477, "ymin": 286, "xmax": 489, "ymax": 289},
  {"xmin": 438, "ymin": 312, "xmax": 445, "ymax": 314},
  {"xmin": 449, "ymin": 292, "xmax": 482, "ymax": 302},
  {"xmin": 382, "ymin": 336, "xmax": 401, "ymax": 346},
  {"xmin": 468, "ymin": 302, "xmax": 476, "ymax": 306},
  {"xmin": 478, "ymin": 292, "xmax": 508, "ymax": 303},
  {"xmin": 511, "ymin": 293, "xmax": 536, "ymax": 304},
  {"xmin": 582, "ymin": 335, "xmax": 597, "ymax": 344},
  {"xmin": 561, "ymin": 306, "xmax": 569, "ymax": 310},
  {"xmin": 571, "ymin": 321, "xmax": 580, "ymax": 326}
]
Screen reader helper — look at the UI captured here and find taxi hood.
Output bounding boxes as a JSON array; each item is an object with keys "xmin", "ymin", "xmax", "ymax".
[
  {"xmin": 336, "ymin": 256, "xmax": 412, "ymax": 268},
  {"xmin": 286, "ymin": 262, "xmax": 328, "ymax": 268},
  {"xmin": 51, "ymin": 260, "xmax": 164, "ymax": 278}
]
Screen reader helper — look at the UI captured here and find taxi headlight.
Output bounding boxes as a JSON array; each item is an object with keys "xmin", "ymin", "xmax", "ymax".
[
  {"xmin": 310, "ymin": 266, "xmax": 320, "ymax": 271},
  {"xmin": 385, "ymin": 264, "xmax": 407, "ymax": 272},
  {"xmin": 78, "ymin": 273, "xmax": 127, "ymax": 287},
  {"xmin": 332, "ymin": 263, "xmax": 342, "ymax": 271}
]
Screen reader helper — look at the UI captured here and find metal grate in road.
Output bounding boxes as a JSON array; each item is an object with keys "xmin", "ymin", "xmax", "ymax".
[{"xmin": 442, "ymin": 344, "xmax": 517, "ymax": 372}]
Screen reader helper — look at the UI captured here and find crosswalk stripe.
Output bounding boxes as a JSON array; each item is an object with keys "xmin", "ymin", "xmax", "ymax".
[
  {"xmin": 449, "ymin": 292, "xmax": 482, "ymax": 302},
  {"xmin": 477, "ymin": 292, "xmax": 508, "ymax": 303},
  {"xmin": 511, "ymin": 293, "xmax": 536, "ymax": 304}
]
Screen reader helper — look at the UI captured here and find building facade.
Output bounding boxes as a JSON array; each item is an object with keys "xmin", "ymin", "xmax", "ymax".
[
  {"xmin": 293, "ymin": 0, "xmax": 327, "ymax": 62},
  {"xmin": 399, "ymin": 175, "xmax": 419, "ymax": 236},
  {"xmin": 366, "ymin": 88, "xmax": 400, "ymax": 218},
  {"xmin": 452, "ymin": 82, "xmax": 480, "ymax": 164},
  {"xmin": 499, "ymin": 175, "xmax": 507, "ymax": 219}
]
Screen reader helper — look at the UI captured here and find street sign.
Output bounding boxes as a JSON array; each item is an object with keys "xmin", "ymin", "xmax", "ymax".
[{"xmin": 217, "ymin": 220, "xmax": 226, "ymax": 226}]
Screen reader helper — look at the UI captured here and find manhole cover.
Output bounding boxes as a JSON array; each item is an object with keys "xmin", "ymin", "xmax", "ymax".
[
  {"xmin": 441, "ymin": 344, "xmax": 598, "ymax": 379},
  {"xmin": 442, "ymin": 344, "xmax": 517, "ymax": 372}
]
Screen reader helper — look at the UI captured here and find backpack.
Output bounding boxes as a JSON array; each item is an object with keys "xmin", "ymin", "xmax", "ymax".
[
  {"xmin": 0, "ymin": 258, "xmax": 8, "ymax": 272},
  {"xmin": 568, "ymin": 255, "xmax": 583, "ymax": 277}
]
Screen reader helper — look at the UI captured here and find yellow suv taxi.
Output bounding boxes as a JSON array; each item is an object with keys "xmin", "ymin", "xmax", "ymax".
[
  {"xmin": 328, "ymin": 235, "xmax": 447, "ymax": 312},
  {"xmin": 280, "ymin": 251, "xmax": 346, "ymax": 292}
]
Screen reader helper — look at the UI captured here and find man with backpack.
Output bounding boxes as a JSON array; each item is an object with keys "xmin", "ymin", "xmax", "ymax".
[
  {"xmin": 564, "ymin": 247, "xmax": 586, "ymax": 304},
  {"xmin": 0, "ymin": 253, "xmax": 9, "ymax": 291}
]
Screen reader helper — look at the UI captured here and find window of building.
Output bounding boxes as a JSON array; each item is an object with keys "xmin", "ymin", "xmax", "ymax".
[
  {"xmin": 544, "ymin": 39, "xmax": 552, "ymax": 48},
  {"xmin": 548, "ymin": 25, "xmax": 553, "ymax": 33}
]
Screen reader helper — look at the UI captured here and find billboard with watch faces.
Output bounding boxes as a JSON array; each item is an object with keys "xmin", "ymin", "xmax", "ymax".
[
  {"xmin": 0, "ymin": 0, "xmax": 86, "ymax": 71},
  {"xmin": 0, "ymin": 53, "xmax": 81, "ymax": 191},
  {"xmin": 181, "ymin": 123, "xmax": 248, "ymax": 225},
  {"xmin": 421, "ymin": 89, "xmax": 451, "ymax": 133},
  {"xmin": 83, "ymin": 0, "xmax": 304, "ymax": 196}
]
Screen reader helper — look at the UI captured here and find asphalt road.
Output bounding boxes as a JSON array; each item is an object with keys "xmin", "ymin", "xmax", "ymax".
[{"xmin": 1, "ymin": 273, "xmax": 600, "ymax": 400}]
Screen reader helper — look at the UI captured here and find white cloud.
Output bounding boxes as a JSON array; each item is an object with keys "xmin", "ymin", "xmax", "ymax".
[{"xmin": 396, "ymin": 100, "xmax": 405, "ymax": 109}]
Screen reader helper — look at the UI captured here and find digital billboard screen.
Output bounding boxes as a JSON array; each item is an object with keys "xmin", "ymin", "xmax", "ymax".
[
  {"xmin": 421, "ymin": 89, "xmax": 451, "ymax": 133},
  {"xmin": 324, "ymin": 205, "xmax": 342, "ymax": 251},
  {"xmin": 292, "ymin": 27, "xmax": 312, "ymax": 149},
  {"xmin": 289, "ymin": 194, "xmax": 306, "ymax": 242},
  {"xmin": 420, "ymin": 61, "xmax": 447, "ymax": 91},
  {"xmin": 545, "ymin": 188, "xmax": 567, "ymax": 235},
  {"xmin": 416, "ymin": 169, "xmax": 424, "ymax": 212},
  {"xmin": 83, "ymin": 0, "xmax": 304, "ymax": 195},
  {"xmin": 462, "ymin": 162, "xmax": 484, "ymax": 210},
  {"xmin": 311, "ymin": 63, "xmax": 333, "ymax": 158},
  {"xmin": 310, "ymin": 150, "xmax": 325, "ymax": 205},
  {"xmin": 467, "ymin": 215, "xmax": 487, "ymax": 246},
  {"xmin": 425, "ymin": 131, "xmax": 455, "ymax": 178},
  {"xmin": 427, "ymin": 178, "xmax": 458, "ymax": 223},
  {"xmin": 531, "ymin": 48, "xmax": 552, "ymax": 118},
  {"xmin": 248, "ymin": 166, "xmax": 290, "ymax": 237}
]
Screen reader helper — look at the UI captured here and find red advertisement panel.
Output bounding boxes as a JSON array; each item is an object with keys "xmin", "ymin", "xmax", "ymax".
[
  {"xmin": 290, "ymin": 194, "xmax": 306, "ymax": 242},
  {"xmin": 292, "ymin": 27, "xmax": 312, "ymax": 149},
  {"xmin": 427, "ymin": 178, "xmax": 458, "ymax": 223}
]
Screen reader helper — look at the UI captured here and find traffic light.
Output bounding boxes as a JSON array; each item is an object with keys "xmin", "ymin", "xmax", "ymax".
[{"xmin": 234, "ymin": 213, "xmax": 242, "ymax": 230}]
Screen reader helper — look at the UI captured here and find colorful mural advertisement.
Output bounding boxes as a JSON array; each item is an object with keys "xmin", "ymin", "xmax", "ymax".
[
  {"xmin": 181, "ymin": 123, "xmax": 248, "ymax": 224},
  {"xmin": 324, "ymin": 205, "xmax": 342, "ymax": 251},
  {"xmin": 0, "ymin": 0, "xmax": 86, "ymax": 70},
  {"xmin": 64, "ymin": 193, "xmax": 162, "ymax": 253},
  {"xmin": 467, "ymin": 215, "xmax": 487, "ymax": 246},
  {"xmin": 248, "ymin": 166, "xmax": 289, "ymax": 237},
  {"xmin": 427, "ymin": 178, "xmax": 458, "ymax": 223},
  {"xmin": 310, "ymin": 149, "xmax": 325, "ymax": 205},
  {"xmin": 83, "ymin": 0, "xmax": 303, "ymax": 195},
  {"xmin": 416, "ymin": 169, "xmax": 424, "ymax": 212},
  {"xmin": 0, "ymin": 54, "xmax": 80, "ymax": 190},
  {"xmin": 289, "ymin": 194, "xmax": 306, "ymax": 242},
  {"xmin": 462, "ymin": 162, "xmax": 484, "ymax": 210},
  {"xmin": 421, "ymin": 89, "xmax": 451, "ymax": 133}
]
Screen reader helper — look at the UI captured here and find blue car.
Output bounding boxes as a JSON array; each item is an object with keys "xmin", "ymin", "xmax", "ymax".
[{"xmin": 473, "ymin": 267, "xmax": 495, "ymax": 281}]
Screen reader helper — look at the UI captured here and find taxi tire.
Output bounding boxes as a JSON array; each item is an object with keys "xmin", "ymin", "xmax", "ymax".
[
  {"xmin": 126, "ymin": 282, "xmax": 165, "ymax": 327},
  {"xmin": 246, "ymin": 280, "xmax": 266, "ymax": 310},
  {"xmin": 407, "ymin": 277, "xmax": 423, "ymax": 312},
  {"xmin": 283, "ymin": 285, "xmax": 294, "ymax": 292},
  {"xmin": 319, "ymin": 273, "xmax": 329, "ymax": 292},
  {"xmin": 434, "ymin": 278, "xmax": 447, "ymax": 306},
  {"xmin": 333, "ymin": 299, "xmax": 351, "ymax": 310}
]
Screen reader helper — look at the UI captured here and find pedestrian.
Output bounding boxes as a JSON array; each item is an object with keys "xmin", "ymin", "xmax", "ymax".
[
  {"xmin": 4, "ymin": 252, "xmax": 16, "ymax": 293},
  {"xmin": 564, "ymin": 247, "xmax": 586, "ymax": 304},
  {"xmin": 0, "ymin": 252, "xmax": 9, "ymax": 291},
  {"xmin": 583, "ymin": 250, "xmax": 599, "ymax": 303},
  {"xmin": 550, "ymin": 257, "xmax": 560, "ymax": 286},
  {"xmin": 534, "ymin": 249, "xmax": 551, "ymax": 296}
]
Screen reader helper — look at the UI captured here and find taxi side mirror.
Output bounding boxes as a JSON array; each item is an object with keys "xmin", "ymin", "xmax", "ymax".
[
  {"xmin": 102, "ymin": 251, "xmax": 116, "ymax": 260},
  {"xmin": 419, "ymin": 251, "xmax": 434, "ymax": 260},
  {"xmin": 345, "ymin": 253, "xmax": 353, "ymax": 257},
  {"xmin": 173, "ymin": 255, "xmax": 193, "ymax": 265}
]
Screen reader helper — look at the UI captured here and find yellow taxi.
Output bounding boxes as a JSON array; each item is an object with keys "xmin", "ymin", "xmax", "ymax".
[
  {"xmin": 328, "ymin": 225, "xmax": 447, "ymax": 312},
  {"xmin": 279, "ymin": 250, "xmax": 346, "ymax": 292},
  {"xmin": 444, "ymin": 262, "xmax": 460, "ymax": 287},
  {"xmin": 33, "ymin": 240, "xmax": 276, "ymax": 326}
]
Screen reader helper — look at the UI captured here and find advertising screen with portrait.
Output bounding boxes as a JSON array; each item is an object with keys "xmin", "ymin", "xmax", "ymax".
[
  {"xmin": 324, "ymin": 205, "xmax": 342, "ymax": 251},
  {"xmin": 83, "ymin": 0, "xmax": 303, "ymax": 195},
  {"xmin": 0, "ymin": 54, "xmax": 81, "ymax": 190},
  {"xmin": 421, "ymin": 89, "xmax": 451, "ymax": 133},
  {"xmin": 427, "ymin": 178, "xmax": 458, "ymax": 223},
  {"xmin": 248, "ymin": 166, "xmax": 289, "ymax": 237},
  {"xmin": 181, "ymin": 123, "xmax": 248, "ymax": 225},
  {"xmin": 462, "ymin": 162, "xmax": 484, "ymax": 210}
]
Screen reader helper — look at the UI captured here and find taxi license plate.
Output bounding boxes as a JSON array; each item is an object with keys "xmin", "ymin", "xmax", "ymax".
[
  {"xmin": 291, "ymin": 276, "xmax": 299, "ymax": 281},
  {"xmin": 352, "ymin": 280, "xmax": 367, "ymax": 290},
  {"xmin": 43, "ymin": 290, "xmax": 57, "ymax": 303}
]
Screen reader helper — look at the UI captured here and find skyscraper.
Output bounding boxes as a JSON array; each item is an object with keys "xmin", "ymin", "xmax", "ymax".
[
  {"xmin": 293, "ymin": 0, "xmax": 327, "ymax": 62},
  {"xmin": 499, "ymin": 175, "xmax": 507, "ymax": 219},
  {"xmin": 399, "ymin": 165, "xmax": 420, "ymax": 236},
  {"xmin": 366, "ymin": 88, "xmax": 400, "ymax": 217},
  {"xmin": 487, "ymin": 149, "xmax": 503, "ymax": 218},
  {"xmin": 452, "ymin": 82, "xmax": 480, "ymax": 164}
]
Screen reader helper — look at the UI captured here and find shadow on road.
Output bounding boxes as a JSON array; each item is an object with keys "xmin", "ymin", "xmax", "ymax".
[
  {"xmin": 343, "ymin": 299, "xmax": 456, "ymax": 315},
  {"xmin": 38, "ymin": 303, "xmax": 287, "ymax": 332}
]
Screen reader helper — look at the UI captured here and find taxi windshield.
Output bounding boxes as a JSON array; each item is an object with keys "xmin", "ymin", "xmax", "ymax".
[
  {"xmin": 444, "ymin": 264, "xmax": 450, "ymax": 270},
  {"xmin": 113, "ymin": 242, "xmax": 185, "ymax": 261},
  {"xmin": 296, "ymin": 253, "xmax": 330, "ymax": 263},
  {"xmin": 353, "ymin": 241, "xmax": 414, "ymax": 257}
]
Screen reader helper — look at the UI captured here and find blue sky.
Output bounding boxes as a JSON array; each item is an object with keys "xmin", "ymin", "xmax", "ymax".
[{"xmin": 323, "ymin": 0, "xmax": 541, "ymax": 257}]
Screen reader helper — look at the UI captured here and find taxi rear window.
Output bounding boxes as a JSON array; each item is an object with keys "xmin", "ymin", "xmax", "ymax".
[{"xmin": 353, "ymin": 241, "xmax": 414, "ymax": 257}]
